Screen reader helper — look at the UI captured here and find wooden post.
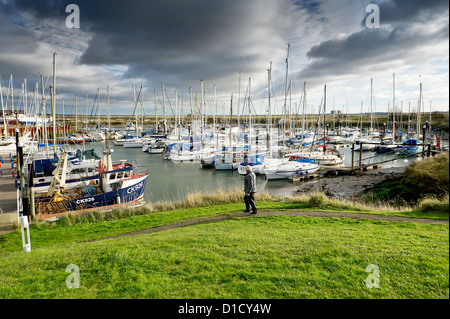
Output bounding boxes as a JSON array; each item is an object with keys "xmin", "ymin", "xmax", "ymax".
[
  {"xmin": 359, "ymin": 143, "xmax": 363, "ymax": 169},
  {"xmin": 28, "ymin": 163, "xmax": 35, "ymax": 220},
  {"xmin": 351, "ymin": 143, "xmax": 355, "ymax": 172}
]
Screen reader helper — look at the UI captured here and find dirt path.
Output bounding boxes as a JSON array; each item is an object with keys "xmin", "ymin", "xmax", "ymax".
[{"xmin": 86, "ymin": 210, "xmax": 448, "ymax": 243}]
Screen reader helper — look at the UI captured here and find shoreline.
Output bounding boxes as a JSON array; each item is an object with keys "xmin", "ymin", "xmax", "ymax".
[{"xmin": 268, "ymin": 166, "xmax": 407, "ymax": 199}]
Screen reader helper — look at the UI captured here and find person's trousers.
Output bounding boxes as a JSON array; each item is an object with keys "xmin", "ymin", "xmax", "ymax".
[{"xmin": 244, "ymin": 192, "xmax": 257, "ymax": 212}]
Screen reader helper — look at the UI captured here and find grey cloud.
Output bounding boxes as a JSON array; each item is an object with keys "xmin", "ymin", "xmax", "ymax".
[
  {"xmin": 297, "ymin": 0, "xmax": 449, "ymax": 89},
  {"xmin": 375, "ymin": 0, "xmax": 449, "ymax": 24}
]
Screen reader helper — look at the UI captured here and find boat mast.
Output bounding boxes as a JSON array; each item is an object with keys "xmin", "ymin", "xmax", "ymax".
[
  {"xmin": 10, "ymin": 75, "xmax": 14, "ymax": 114},
  {"xmin": 200, "ymin": 80, "xmax": 204, "ymax": 147},
  {"xmin": 84, "ymin": 92, "xmax": 87, "ymax": 155},
  {"xmin": 52, "ymin": 52, "xmax": 57, "ymax": 154},
  {"xmin": 267, "ymin": 62, "xmax": 272, "ymax": 156},
  {"xmin": 429, "ymin": 101, "xmax": 432, "ymax": 134},
  {"xmin": 283, "ymin": 43, "xmax": 290, "ymax": 158},
  {"xmin": 133, "ymin": 85, "xmax": 137, "ymax": 137},
  {"xmin": 162, "ymin": 84, "xmax": 166, "ymax": 135},
  {"xmin": 33, "ymin": 82, "xmax": 38, "ymax": 140},
  {"xmin": 62, "ymin": 98, "xmax": 65, "ymax": 138},
  {"xmin": 302, "ymin": 81, "xmax": 306, "ymax": 138},
  {"xmin": 107, "ymin": 85, "xmax": 110, "ymax": 133},
  {"xmin": 40, "ymin": 75, "xmax": 49, "ymax": 158},
  {"xmin": 154, "ymin": 88, "xmax": 158, "ymax": 133},
  {"xmin": 50, "ymin": 86, "xmax": 56, "ymax": 155},
  {"xmin": 175, "ymin": 89, "xmax": 178, "ymax": 138},
  {"xmin": 323, "ymin": 84, "xmax": 327, "ymax": 140},
  {"xmin": 248, "ymin": 77, "xmax": 252, "ymax": 153},
  {"xmin": 392, "ymin": 73, "xmax": 396, "ymax": 141},
  {"xmin": 75, "ymin": 94, "xmax": 78, "ymax": 133},
  {"xmin": 141, "ymin": 80, "xmax": 144, "ymax": 137},
  {"xmin": 229, "ymin": 94, "xmax": 233, "ymax": 149},
  {"xmin": 0, "ymin": 81, "xmax": 6, "ymax": 137},
  {"xmin": 97, "ymin": 88, "xmax": 101, "ymax": 134},
  {"xmin": 416, "ymin": 82, "xmax": 422, "ymax": 139},
  {"xmin": 238, "ymin": 71, "xmax": 241, "ymax": 131},
  {"xmin": 407, "ymin": 101, "xmax": 411, "ymax": 138},
  {"xmin": 214, "ymin": 85, "xmax": 217, "ymax": 143},
  {"xmin": 370, "ymin": 78, "xmax": 373, "ymax": 133}
]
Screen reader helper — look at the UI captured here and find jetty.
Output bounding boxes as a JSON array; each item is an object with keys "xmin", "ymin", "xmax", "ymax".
[{"xmin": 0, "ymin": 156, "xmax": 18, "ymax": 234}]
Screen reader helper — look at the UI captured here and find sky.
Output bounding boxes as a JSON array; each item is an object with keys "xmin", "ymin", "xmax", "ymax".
[{"xmin": 0, "ymin": 0, "xmax": 448, "ymax": 118}]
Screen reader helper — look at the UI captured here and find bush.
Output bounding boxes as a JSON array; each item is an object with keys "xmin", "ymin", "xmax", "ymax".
[
  {"xmin": 414, "ymin": 195, "xmax": 449, "ymax": 214},
  {"xmin": 308, "ymin": 193, "xmax": 325, "ymax": 208},
  {"xmin": 402, "ymin": 153, "xmax": 449, "ymax": 197}
]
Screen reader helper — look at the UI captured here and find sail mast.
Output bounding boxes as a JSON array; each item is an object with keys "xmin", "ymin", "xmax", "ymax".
[
  {"xmin": 0, "ymin": 81, "xmax": 7, "ymax": 137},
  {"xmin": 392, "ymin": 73, "xmax": 396, "ymax": 141},
  {"xmin": 52, "ymin": 52, "xmax": 57, "ymax": 154},
  {"xmin": 107, "ymin": 85, "xmax": 110, "ymax": 132},
  {"xmin": 267, "ymin": 62, "xmax": 272, "ymax": 155}
]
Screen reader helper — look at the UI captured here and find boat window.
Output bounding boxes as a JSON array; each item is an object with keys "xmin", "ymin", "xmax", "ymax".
[
  {"xmin": 110, "ymin": 173, "xmax": 116, "ymax": 180},
  {"xmin": 124, "ymin": 171, "xmax": 131, "ymax": 178},
  {"xmin": 117, "ymin": 172, "xmax": 123, "ymax": 179}
]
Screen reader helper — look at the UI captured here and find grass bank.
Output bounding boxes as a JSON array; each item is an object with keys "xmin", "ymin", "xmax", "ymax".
[
  {"xmin": 0, "ymin": 213, "xmax": 448, "ymax": 299},
  {"xmin": 0, "ymin": 190, "xmax": 448, "ymax": 298}
]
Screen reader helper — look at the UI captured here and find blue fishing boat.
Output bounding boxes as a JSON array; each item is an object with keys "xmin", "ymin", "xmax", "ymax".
[{"xmin": 34, "ymin": 150, "xmax": 149, "ymax": 218}]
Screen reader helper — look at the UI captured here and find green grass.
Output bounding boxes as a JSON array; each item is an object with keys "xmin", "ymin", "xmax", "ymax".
[
  {"xmin": 0, "ymin": 215, "xmax": 448, "ymax": 299},
  {"xmin": 0, "ymin": 193, "xmax": 448, "ymax": 299},
  {"xmin": 1, "ymin": 192, "xmax": 448, "ymax": 255}
]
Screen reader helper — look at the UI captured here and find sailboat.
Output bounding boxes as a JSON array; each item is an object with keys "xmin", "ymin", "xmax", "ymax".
[{"xmin": 215, "ymin": 95, "xmax": 241, "ymax": 170}]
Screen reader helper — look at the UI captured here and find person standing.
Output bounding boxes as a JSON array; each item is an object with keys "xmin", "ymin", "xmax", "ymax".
[{"xmin": 243, "ymin": 165, "xmax": 257, "ymax": 215}]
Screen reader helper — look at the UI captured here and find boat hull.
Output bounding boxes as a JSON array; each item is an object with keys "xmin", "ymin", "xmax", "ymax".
[
  {"xmin": 35, "ymin": 174, "xmax": 149, "ymax": 215},
  {"xmin": 214, "ymin": 162, "xmax": 238, "ymax": 170}
]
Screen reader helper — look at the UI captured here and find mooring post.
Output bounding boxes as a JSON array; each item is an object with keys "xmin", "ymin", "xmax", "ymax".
[
  {"xmin": 351, "ymin": 143, "xmax": 355, "ymax": 172},
  {"xmin": 359, "ymin": 143, "xmax": 363, "ymax": 169}
]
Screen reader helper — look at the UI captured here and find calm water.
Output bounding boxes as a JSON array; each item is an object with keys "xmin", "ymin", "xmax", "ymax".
[{"xmin": 85, "ymin": 141, "xmax": 417, "ymax": 203}]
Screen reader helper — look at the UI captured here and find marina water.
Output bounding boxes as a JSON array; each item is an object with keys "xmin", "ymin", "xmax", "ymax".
[{"xmin": 87, "ymin": 141, "xmax": 415, "ymax": 203}]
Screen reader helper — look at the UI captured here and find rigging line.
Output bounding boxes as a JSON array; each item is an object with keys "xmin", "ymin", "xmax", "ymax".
[
  {"xmin": 88, "ymin": 90, "xmax": 100, "ymax": 120},
  {"xmin": 163, "ymin": 87, "xmax": 177, "ymax": 118},
  {"xmin": 310, "ymin": 96, "xmax": 323, "ymax": 153}
]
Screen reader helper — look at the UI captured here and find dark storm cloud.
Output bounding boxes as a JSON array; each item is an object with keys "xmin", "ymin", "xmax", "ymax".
[
  {"xmin": 295, "ymin": 0, "xmax": 449, "ymax": 87},
  {"xmin": 7, "ymin": 0, "xmax": 289, "ymax": 85},
  {"xmin": 373, "ymin": 0, "xmax": 449, "ymax": 24}
]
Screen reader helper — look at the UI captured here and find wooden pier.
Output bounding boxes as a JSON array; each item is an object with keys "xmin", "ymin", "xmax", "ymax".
[
  {"xmin": 0, "ymin": 156, "xmax": 18, "ymax": 234},
  {"xmin": 289, "ymin": 163, "xmax": 383, "ymax": 183}
]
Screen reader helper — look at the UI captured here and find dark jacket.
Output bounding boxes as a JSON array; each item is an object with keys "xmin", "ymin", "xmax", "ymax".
[{"xmin": 244, "ymin": 172, "xmax": 257, "ymax": 194}]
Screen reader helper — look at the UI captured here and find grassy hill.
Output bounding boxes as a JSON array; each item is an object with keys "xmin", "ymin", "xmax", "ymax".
[{"xmin": 0, "ymin": 194, "xmax": 448, "ymax": 299}]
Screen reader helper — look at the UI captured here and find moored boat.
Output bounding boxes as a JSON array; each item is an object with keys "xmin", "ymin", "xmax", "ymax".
[{"xmin": 34, "ymin": 150, "xmax": 149, "ymax": 217}]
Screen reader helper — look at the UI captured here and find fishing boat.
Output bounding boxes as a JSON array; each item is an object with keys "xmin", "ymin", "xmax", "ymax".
[
  {"xmin": 30, "ymin": 152, "xmax": 134, "ymax": 194},
  {"xmin": 34, "ymin": 150, "xmax": 149, "ymax": 217}
]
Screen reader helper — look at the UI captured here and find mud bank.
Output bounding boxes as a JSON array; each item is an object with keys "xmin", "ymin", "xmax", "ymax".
[{"xmin": 268, "ymin": 166, "xmax": 407, "ymax": 199}]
